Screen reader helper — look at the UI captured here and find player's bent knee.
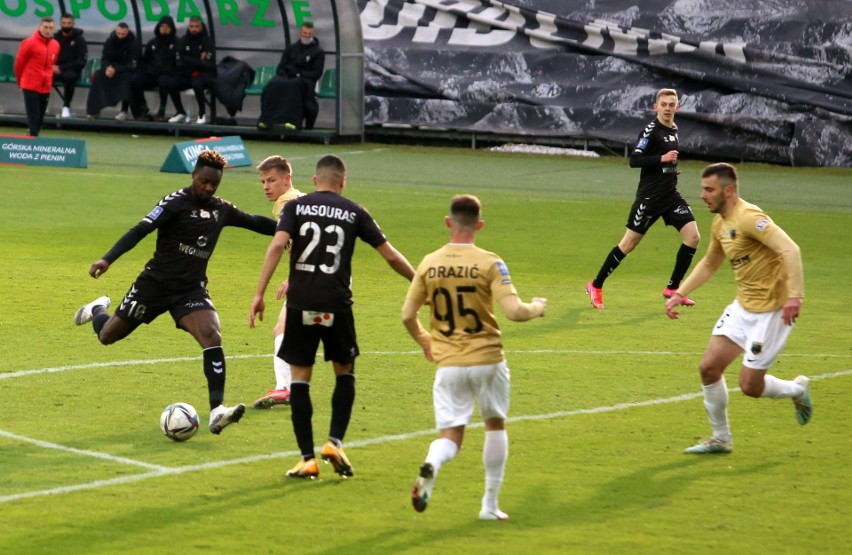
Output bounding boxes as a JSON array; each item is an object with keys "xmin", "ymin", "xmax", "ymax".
[
  {"xmin": 698, "ymin": 361, "xmax": 724, "ymax": 383},
  {"xmin": 97, "ymin": 331, "xmax": 117, "ymax": 345},
  {"xmin": 739, "ymin": 383, "xmax": 763, "ymax": 398},
  {"xmin": 198, "ymin": 332, "xmax": 222, "ymax": 349}
]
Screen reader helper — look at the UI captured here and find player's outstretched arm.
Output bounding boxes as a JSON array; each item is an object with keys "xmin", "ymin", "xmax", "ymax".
[
  {"xmin": 250, "ymin": 230, "xmax": 290, "ymax": 328},
  {"xmin": 666, "ymin": 248, "xmax": 726, "ymax": 319},
  {"xmin": 89, "ymin": 259, "xmax": 110, "ymax": 278},
  {"xmin": 498, "ymin": 295, "xmax": 547, "ymax": 322},
  {"xmin": 401, "ymin": 297, "xmax": 433, "ymax": 362},
  {"xmin": 92, "ymin": 226, "xmax": 149, "ymax": 278},
  {"xmin": 665, "ymin": 294, "xmax": 684, "ymax": 319},
  {"xmin": 761, "ymin": 226, "xmax": 804, "ymax": 312},
  {"xmin": 375, "ymin": 242, "xmax": 415, "ymax": 281},
  {"xmin": 782, "ymin": 297, "xmax": 803, "ymax": 326},
  {"xmin": 276, "ymin": 279, "xmax": 289, "ymax": 301}
]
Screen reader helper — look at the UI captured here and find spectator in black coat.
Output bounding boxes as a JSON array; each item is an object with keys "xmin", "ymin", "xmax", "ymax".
[
  {"xmin": 53, "ymin": 13, "xmax": 87, "ymax": 118},
  {"xmin": 173, "ymin": 16, "xmax": 216, "ymax": 124},
  {"xmin": 257, "ymin": 22, "xmax": 325, "ymax": 131},
  {"xmin": 129, "ymin": 15, "xmax": 185, "ymax": 121},
  {"xmin": 85, "ymin": 22, "xmax": 139, "ymax": 120}
]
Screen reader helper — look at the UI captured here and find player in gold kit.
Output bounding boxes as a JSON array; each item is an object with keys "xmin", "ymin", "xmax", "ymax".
[
  {"xmin": 251, "ymin": 155, "xmax": 305, "ymax": 410},
  {"xmin": 665, "ymin": 163, "xmax": 812, "ymax": 454},
  {"xmin": 402, "ymin": 194, "xmax": 547, "ymax": 520}
]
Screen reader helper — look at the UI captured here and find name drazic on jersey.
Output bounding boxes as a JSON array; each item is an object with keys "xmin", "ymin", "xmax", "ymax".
[{"xmin": 427, "ymin": 265, "xmax": 480, "ymax": 279}]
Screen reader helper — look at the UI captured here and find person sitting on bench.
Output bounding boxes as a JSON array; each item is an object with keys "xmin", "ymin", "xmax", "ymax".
[{"xmin": 257, "ymin": 22, "xmax": 325, "ymax": 131}]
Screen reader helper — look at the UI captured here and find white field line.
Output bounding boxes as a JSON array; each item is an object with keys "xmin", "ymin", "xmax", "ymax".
[
  {"xmin": 0, "ymin": 430, "xmax": 168, "ymax": 471},
  {"xmin": 1, "ymin": 367, "xmax": 850, "ymax": 505},
  {"xmin": 3, "ymin": 349, "xmax": 849, "ymax": 381}
]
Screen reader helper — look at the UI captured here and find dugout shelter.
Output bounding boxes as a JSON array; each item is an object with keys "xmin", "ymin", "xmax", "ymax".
[{"xmin": 0, "ymin": 0, "xmax": 364, "ymax": 142}]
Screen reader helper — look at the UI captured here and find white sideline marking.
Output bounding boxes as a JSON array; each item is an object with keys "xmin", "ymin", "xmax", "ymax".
[
  {"xmin": 1, "ymin": 354, "xmax": 263, "ymax": 381},
  {"xmin": 4, "ymin": 349, "xmax": 848, "ymax": 381},
  {"xmin": 1, "ymin": 368, "xmax": 849, "ymax": 505},
  {"xmin": 0, "ymin": 430, "xmax": 168, "ymax": 472}
]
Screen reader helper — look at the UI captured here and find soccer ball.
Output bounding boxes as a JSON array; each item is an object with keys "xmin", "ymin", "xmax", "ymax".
[{"xmin": 160, "ymin": 402, "xmax": 199, "ymax": 442}]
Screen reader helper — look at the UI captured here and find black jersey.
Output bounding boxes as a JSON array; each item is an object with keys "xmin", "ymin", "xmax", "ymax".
[
  {"xmin": 630, "ymin": 119, "xmax": 679, "ymax": 202},
  {"xmin": 130, "ymin": 188, "xmax": 275, "ymax": 290},
  {"xmin": 278, "ymin": 190, "xmax": 387, "ymax": 312}
]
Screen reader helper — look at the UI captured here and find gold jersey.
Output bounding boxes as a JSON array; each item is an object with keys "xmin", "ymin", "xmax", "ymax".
[
  {"xmin": 708, "ymin": 199, "xmax": 804, "ymax": 312},
  {"xmin": 273, "ymin": 187, "xmax": 305, "ymax": 219},
  {"xmin": 405, "ymin": 243, "xmax": 519, "ymax": 367}
]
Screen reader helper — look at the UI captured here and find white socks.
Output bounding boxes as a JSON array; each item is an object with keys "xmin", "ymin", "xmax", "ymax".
[
  {"xmin": 423, "ymin": 432, "xmax": 509, "ymax": 519},
  {"xmin": 425, "ymin": 437, "xmax": 459, "ymax": 475},
  {"xmin": 273, "ymin": 334, "xmax": 291, "ymax": 390},
  {"xmin": 702, "ymin": 379, "xmax": 731, "ymax": 440},
  {"xmin": 481, "ymin": 430, "xmax": 508, "ymax": 513},
  {"xmin": 761, "ymin": 374, "xmax": 805, "ymax": 399}
]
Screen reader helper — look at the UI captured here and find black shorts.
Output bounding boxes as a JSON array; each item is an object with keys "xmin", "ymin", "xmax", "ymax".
[
  {"xmin": 281, "ymin": 308, "xmax": 359, "ymax": 366},
  {"xmin": 114, "ymin": 276, "xmax": 216, "ymax": 327},
  {"xmin": 625, "ymin": 192, "xmax": 695, "ymax": 234}
]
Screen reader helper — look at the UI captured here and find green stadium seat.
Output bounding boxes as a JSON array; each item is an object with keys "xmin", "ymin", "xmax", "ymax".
[
  {"xmin": 245, "ymin": 65, "xmax": 275, "ymax": 95},
  {"xmin": 0, "ymin": 52, "xmax": 16, "ymax": 83},
  {"xmin": 77, "ymin": 58, "xmax": 100, "ymax": 86},
  {"xmin": 316, "ymin": 68, "xmax": 337, "ymax": 99}
]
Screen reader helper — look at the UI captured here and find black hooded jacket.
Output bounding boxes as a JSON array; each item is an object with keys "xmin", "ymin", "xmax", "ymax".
[
  {"xmin": 101, "ymin": 28, "xmax": 140, "ymax": 75},
  {"xmin": 276, "ymin": 36, "xmax": 324, "ymax": 85},
  {"xmin": 177, "ymin": 22, "xmax": 216, "ymax": 76},
  {"xmin": 141, "ymin": 15, "xmax": 178, "ymax": 75},
  {"xmin": 54, "ymin": 27, "xmax": 88, "ymax": 73}
]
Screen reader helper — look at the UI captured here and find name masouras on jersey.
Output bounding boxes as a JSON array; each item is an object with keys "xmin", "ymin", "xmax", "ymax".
[{"xmin": 295, "ymin": 203, "xmax": 357, "ymax": 224}]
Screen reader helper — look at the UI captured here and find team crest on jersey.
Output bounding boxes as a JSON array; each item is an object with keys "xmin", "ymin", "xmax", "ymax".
[
  {"xmin": 751, "ymin": 343, "xmax": 763, "ymax": 355},
  {"xmin": 756, "ymin": 218, "xmax": 769, "ymax": 231},
  {"xmin": 726, "ymin": 228, "xmax": 736, "ymax": 239},
  {"xmin": 191, "ymin": 209, "xmax": 219, "ymax": 221},
  {"xmin": 147, "ymin": 206, "xmax": 164, "ymax": 220},
  {"xmin": 197, "ymin": 236, "xmax": 208, "ymax": 247}
]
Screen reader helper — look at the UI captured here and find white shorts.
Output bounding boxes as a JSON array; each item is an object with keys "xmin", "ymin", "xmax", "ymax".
[
  {"xmin": 711, "ymin": 299, "xmax": 793, "ymax": 370},
  {"xmin": 432, "ymin": 361, "xmax": 510, "ymax": 429}
]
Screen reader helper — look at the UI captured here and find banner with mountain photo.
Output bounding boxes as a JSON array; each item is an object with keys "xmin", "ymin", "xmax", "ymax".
[{"xmin": 357, "ymin": 0, "xmax": 852, "ymax": 166}]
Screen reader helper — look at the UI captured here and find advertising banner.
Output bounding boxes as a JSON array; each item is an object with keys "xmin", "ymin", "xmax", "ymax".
[
  {"xmin": 357, "ymin": 0, "xmax": 852, "ymax": 167},
  {"xmin": 0, "ymin": 134, "xmax": 87, "ymax": 167},
  {"xmin": 160, "ymin": 136, "xmax": 251, "ymax": 173}
]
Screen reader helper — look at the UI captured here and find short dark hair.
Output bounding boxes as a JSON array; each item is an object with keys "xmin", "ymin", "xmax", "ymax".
[
  {"xmin": 195, "ymin": 149, "xmax": 227, "ymax": 170},
  {"xmin": 701, "ymin": 162, "xmax": 738, "ymax": 184},
  {"xmin": 60, "ymin": 13, "xmax": 74, "ymax": 20},
  {"xmin": 41, "ymin": 17, "xmax": 54, "ymax": 24},
  {"xmin": 450, "ymin": 194, "xmax": 482, "ymax": 227},
  {"xmin": 316, "ymin": 154, "xmax": 345, "ymax": 177},
  {"xmin": 302, "ymin": 22, "xmax": 315, "ymax": 29},
  {"xmin": 117, "ymin": 22, "xmax": 129, "ymax": 30}
]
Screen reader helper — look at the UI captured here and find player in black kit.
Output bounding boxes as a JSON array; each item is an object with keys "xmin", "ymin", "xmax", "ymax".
[
  {"xmin": 74, "ymin": 150, "xmax": 277, "ymax": 435},
  {"xmin": 585, "ymin": 88, "xmax": 700, "ymax": 309},
  {"xmin": 249, "ymin": 154, "xmax": 415, "ymax": 479}
]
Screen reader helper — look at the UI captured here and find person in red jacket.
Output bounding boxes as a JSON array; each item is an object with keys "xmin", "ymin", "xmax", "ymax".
[{"xmin": 14, "ymin": 17, "xmax": 60, "ymax": 136}]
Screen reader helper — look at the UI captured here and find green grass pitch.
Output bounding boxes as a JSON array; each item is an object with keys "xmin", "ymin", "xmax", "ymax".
[{"xmin": 1, "ymin": 126, "xmax": 851, "ymax": 554}]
